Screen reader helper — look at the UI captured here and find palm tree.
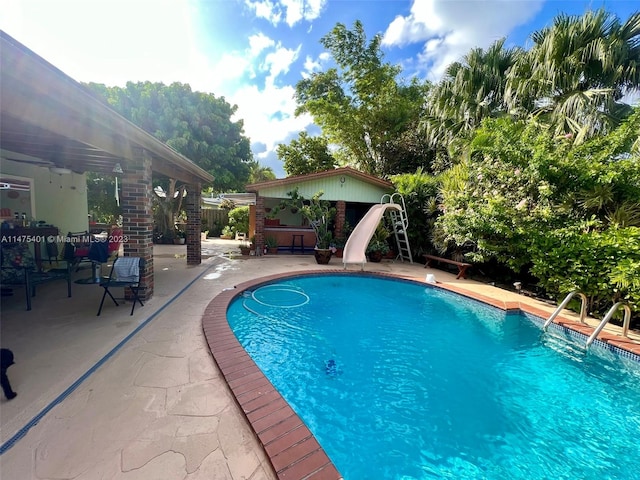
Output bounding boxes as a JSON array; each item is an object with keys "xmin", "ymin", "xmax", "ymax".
[
  {"xmin": 248, "ymin": 163, "xmax": 276, "ymax": 183},
  {"xmin": 423, "ymin": 39, "xmax": 523, "ymax": 149},
  {"xmin": 505, "ymin": 9, "xmax": 640, "ymax": 143}
]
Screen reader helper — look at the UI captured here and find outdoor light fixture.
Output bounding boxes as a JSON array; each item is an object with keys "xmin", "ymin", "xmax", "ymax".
[{"xmin": 112, "ymin": 163, "xmax": 123, "ymax": 206}]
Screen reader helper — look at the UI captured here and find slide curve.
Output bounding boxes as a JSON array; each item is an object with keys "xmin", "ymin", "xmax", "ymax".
[{"xmin": 342, "ymin": 203, "xmax": 401, "ymax": 267}]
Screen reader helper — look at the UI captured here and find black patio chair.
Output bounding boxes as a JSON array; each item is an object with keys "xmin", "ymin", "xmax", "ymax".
[{"xmin": 96, "ymin": 256, "xmax": 145, "ymax": 316}]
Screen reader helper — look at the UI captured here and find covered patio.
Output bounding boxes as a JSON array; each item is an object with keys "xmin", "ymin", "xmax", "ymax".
[{"xmin": 1, "ymin": 31, "xmax": 214, "ymax": 304}]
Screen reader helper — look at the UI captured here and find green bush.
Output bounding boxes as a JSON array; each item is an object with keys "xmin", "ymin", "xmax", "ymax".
[
  {"xmin": 390, "ymin": 168, "xmax": 441, "ymax": 257},
  {"xmin": 227, "ymin": 206, "xmax": 249, "ymax": 236},
  {"xmin": 530, "ymin": 224, "xmax": 640, "ymax": 318}
]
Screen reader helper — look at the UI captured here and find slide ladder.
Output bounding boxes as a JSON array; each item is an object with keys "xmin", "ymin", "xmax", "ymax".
[
  {"xmin": 382, "ymin": 193, "xmax": 412, "ymax": 263},
  {"xmin": 343, "ymin": 193, "xmax": 412, "ymax": 269}
]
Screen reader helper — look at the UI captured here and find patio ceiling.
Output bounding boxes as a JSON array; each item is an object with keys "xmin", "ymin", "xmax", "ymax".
[{"xmin": 0, "ymin": 31, "xmax": 213, "ymax": 185}]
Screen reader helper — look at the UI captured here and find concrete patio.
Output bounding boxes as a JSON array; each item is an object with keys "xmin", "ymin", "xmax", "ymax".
[{"xmin": 1, "ymin": 238, "xmax": 638, "ymax": 479}]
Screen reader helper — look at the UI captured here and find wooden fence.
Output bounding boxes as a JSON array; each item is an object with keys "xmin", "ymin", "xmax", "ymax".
[{"xmin": 201, "ymin": 208, "xmax": 229, "ymax": 236}]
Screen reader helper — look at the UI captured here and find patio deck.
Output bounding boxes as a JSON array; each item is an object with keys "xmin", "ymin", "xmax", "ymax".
[{"xmin": 1, "ymin": 239, "xmax": 638, "ymax": 479}]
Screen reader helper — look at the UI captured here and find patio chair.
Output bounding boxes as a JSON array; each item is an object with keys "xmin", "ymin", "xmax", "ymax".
[
  {"xmin": 96, "ymin": 256, "xmax": 145, "ymax": 316},
  {"xmin": 1, "ymin": 242, "xmax": 72, "ymax": 311}
]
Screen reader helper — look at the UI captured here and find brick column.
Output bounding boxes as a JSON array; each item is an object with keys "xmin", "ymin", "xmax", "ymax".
[
  {"xmin": 185, "ymin": 182, "xmax": 202, "ymax": 265},
  {"xmin": 335, "ymin": 200, "xmax": 346, "ymax": 240},
  {"xmin": 254, "ymin": 195, "xmax": 265, "ymax": 256},
  {"xmin": 121, "ymin": 148, "xmax": 154, "ymax": 300}
]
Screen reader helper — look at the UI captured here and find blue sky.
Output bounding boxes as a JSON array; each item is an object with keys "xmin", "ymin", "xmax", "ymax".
[{"xmin": 1, "ymin": 0, "xmax": 637, "ymax": 179}]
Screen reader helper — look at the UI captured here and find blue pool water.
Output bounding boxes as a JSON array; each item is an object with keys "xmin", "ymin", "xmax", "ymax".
[{"xmin": 227, "ymin": 275, "xmax": 640, "ymax": 480}]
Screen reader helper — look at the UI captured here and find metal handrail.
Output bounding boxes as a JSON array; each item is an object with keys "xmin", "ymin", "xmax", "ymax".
[
  {"xmin": 542, "ymin": 291, "xmax": 588, "ymax": 330},
  {"xmin": 381, "ymin": 193, "xmax": 407, "ymax": 211},
  {"xmin": 585, "ymin": 302, "xmax": 632, "ymax": 348}
]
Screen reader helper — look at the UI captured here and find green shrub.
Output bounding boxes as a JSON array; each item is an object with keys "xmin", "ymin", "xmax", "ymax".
[
  {"xmin": 530, "ymin": 224, "xmax": 640, "ymax": 318},
  {"xmin": 227, "ymin": 206, "xmax": 249, "ymax": 235}
]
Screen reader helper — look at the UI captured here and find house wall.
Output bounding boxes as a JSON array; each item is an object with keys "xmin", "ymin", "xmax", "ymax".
[
  {"xmin": 1, "ymin": 159, "xmax": 89, "ymax": 235},
  {"xmin": 258, "ymin": 174, "xmax": 392, "ymax": 203}
]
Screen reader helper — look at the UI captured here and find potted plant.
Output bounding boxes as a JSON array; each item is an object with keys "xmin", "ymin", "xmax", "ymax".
[
  {"xmin": 267, "ymin": 187, "xmax": 306, "ymax": 218},
  {"xmin": 282, "ymin": 187, "xmax": 305, "ymax": 213},
  {"xmin": 239, "ymin": 241, "xmax": 251, "ymax": 256},
  {"xmin": 220, "ymin": 225, "xmax": 233, "ymax": 240},
  {"xmin": 300, "ymin": 191, "xmax": 336, "ymax": 264},
  {"xmin": 265, "ymin": 236, "xmax": 278, "ymax": 254},
  {"xmin": 366, "ymin": 224, "xmax": 390, "ymax": 262},
  {"xmin": 174, "ymin": 229, "xmax": 186, "ymax": 245}
]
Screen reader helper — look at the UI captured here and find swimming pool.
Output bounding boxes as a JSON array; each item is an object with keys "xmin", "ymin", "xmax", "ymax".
[{"xmin": 226, "ymin": 274, "xmax": 640, "ymax": 480}]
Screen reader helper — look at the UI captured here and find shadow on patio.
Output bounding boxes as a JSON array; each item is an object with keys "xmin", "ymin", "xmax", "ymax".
[{"xmin": 0, "ymin": 241, "xmax": 241, "ymax": 446}]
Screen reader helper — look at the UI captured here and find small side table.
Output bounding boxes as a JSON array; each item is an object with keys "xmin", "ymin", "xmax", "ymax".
[{"xmin": 291, "ymin": 234, "xmax": 304, "ymax": 254}]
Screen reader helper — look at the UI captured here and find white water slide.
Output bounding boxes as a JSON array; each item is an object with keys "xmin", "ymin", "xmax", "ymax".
[{"xmin": 342, "ymin": 203, "xmax": 402, "ymax": 268}]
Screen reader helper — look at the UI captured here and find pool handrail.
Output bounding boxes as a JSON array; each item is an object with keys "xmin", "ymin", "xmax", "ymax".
[
  {"xmin": 543, "ymin": 291, "xmax": 588, "ymax": 330},
  {"xmin": 585, "ymin": 302, "xmax": 632, "ymax": 348}
]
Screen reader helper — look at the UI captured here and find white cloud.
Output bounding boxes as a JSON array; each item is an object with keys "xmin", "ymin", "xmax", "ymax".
[
  {"xmin": 228, "ymin": 83, "xmax": 313, "ymax": 164},
  {"xmin": 245, "ymin": 0, "xmax": 325, "ymax": 27},
  {"xmin": 382, "ymin": 0, "xmax": 544, "ymax": 80},
  {"xmin": 246, "ymin": 0, "xmax": 326, "ymax": 27},
  {"xmin": 246, "ymin": 0, "xmax": 282, "ymax": 26},
  {"xmin": 281, "ymin": 0, "xmax": 326, "ymax": 26},
  {"xmin": 303, "ymin": 0, "xmax": 326, "ymax": 21},
  {"xmin": 282, "ymin": 0, "xmax": 304, "ymax": 26},
  {"xmin": 263, "ymin": 44, "xmax": 302, "ymax": 82},
  {"xmin": 249, "ymin": 33, "xmax": 276, "ymax": 57},
  {"xmin": 301, "ymin": 52, "xmax": 330, "ymax": 78}
]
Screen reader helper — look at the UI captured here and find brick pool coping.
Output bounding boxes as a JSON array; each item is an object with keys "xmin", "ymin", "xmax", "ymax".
[{"xmin": 201, "ymin": 270, "xmax": 640, "ymax": 480}]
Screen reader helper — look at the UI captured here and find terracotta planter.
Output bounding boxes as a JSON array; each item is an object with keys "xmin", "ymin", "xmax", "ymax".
[
  {"xmin": 334, "ymin": 247, "xmax": 344, "ymax": 258},
  {"xmin": 314, "ymin": 249, "xmax": 332, "ymax": 264},
  {"xmin": 267, "ymin": 247, "xmax": 278, "ymax": 254}
]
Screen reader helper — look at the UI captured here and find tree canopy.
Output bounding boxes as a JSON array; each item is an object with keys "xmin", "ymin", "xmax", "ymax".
[
  {"xmin": 86, "ymin": 81, "xmax": 254, "ymax": 192},
  {"xmin": 424, "ymin": 38, "xmax": 523, "ymax": 149},
  {"xmin": 424, "ymin": 9, "xmax": 640, "ymax": 151},
  {"xmin": 277, "ymin": 132, "xmax": 337, "ymax": 176},
  {"xmin": 294, "ymin": 21, "xmax": 436, "ymax": 177},
  {"xmin": 248, "ymin": 163, "xmax": 277, "ymax": 184},
  {"xmin": 505, "ymin": 9, "xmax": 640, "ymax": 142}
]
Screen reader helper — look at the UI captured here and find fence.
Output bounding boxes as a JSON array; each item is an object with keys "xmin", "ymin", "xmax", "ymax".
[{"xmin": 201, "ymin": 208, "xmax": 229, "ymax": 236}]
